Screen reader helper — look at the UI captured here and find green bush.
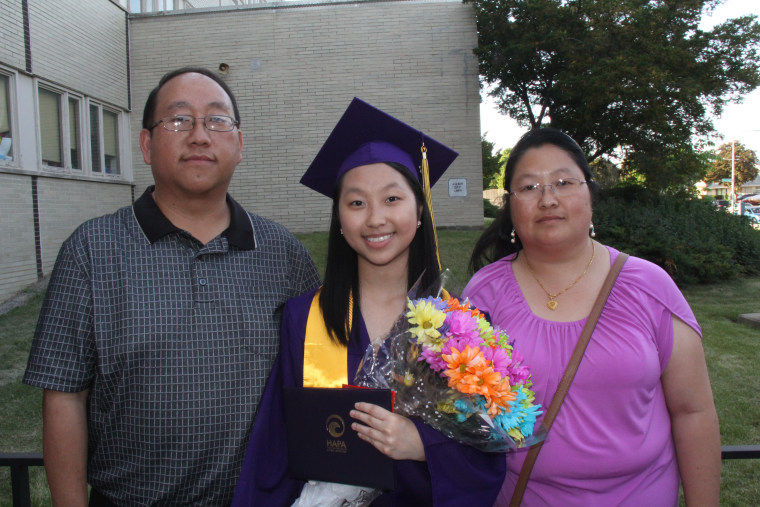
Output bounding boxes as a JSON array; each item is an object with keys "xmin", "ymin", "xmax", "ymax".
[
  {"xmin": 594, "ymin": 185, "xmax": 760, "ymax": 285},
  {"xmin": 483, "ymin": 198, "xmax": 500, "ymax": 218}
]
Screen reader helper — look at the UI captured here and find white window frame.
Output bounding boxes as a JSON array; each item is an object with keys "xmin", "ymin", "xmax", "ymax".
[
  {"xmin": 0, "ymin": 68, "xmax": 19, "ymax": 168},
  {"xmin": 35, "ymin": 81, "xmax": 85, "ymax": 173},
  {"xmin": 88, "ymin": 101, "xmax": 103, "ymax": 175},
  {"xmin": 20, "ymin": 79, "xmax": 129, "ymax": 180},
  {"xmin": 130, "ymin": 0, "xmax": 175, "ymax": 14},
  {"xmin": 87, "ymin": 101, "xmax": 124, "ymax": 178},
  {"xmin": 67, "ymin": 95, "xmax": 84, "ymax": 172}
]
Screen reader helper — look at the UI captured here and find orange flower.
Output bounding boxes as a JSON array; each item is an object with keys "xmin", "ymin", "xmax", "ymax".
[
  {"xmin": 443, "ymin": 345, "xmax": 517, "ymax": 416},
  {"xmin": 483, "ymin": 379, "xmax": 517, "ymax": 416},
  {"xmin": 446, "ymin": 298, "xmax": 482, "ymax": 318},
  {"xmin": 442, "ymin": 345, "xmax": 485, "ymax": 385},
  {"xmin": 456, "ymin": 367, "xmax": 499, "ymax": 395}
]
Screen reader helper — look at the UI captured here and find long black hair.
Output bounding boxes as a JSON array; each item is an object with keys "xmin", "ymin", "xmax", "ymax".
[
  {"xmin": 320, "ymin": 162, "xmax": 441, "ymax": 345},
  {"xmin": 469, "ymin": 127, "xmax": 599, "ymax": 273}
]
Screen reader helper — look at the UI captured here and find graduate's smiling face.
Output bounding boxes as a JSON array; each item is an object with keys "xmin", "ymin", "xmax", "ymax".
[{"xmin": 338, "ymin": 162, "xmax": 421, "ymax": 272}]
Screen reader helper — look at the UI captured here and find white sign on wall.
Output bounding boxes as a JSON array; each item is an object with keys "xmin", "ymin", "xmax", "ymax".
[{"xmin": 448, "ymin": 178, "xmax": 467, "ymax": 197}]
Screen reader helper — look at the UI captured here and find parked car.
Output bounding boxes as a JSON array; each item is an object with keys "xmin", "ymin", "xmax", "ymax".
[{"xmin": 743, "ymin": 207, "xmax": 760, "ymax": 229}]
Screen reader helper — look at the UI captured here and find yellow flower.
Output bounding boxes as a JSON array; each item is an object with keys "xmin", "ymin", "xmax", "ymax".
[
  {"xmin": 437, "ymin": 399, "xmax": 459, "ymax": 414},
  {"xmin": 406, "ymin": 299, "xmax": 446, "ymax": 350}
]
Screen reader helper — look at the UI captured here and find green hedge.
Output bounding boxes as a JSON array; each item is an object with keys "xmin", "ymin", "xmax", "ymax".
[
  {"xmin": 483, "ymin": 198, "xmax": 500, "ymax": 218},
  {"xmin": 594, "ymin": 185, "xmax": 760, "ymax": 285}
]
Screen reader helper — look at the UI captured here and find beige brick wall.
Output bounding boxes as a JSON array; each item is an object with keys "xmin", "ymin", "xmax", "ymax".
[
  {"xmin": 28, "ymin": 0, "xmax": 129, "ymax": 108},
  {"xmin": 129, "ymin": 0, "xmax": 483, "ymax": 233},
  {"xmin": 0, "ymin": 173, "xmax": 132, "ymax": 303},
  {"xmin": 0, "ymin": 173, "xmax": 36, "ymax": 302},
  {"xmin": 37, "ymin": 178, "xmax": 132, "ymax": 274},
  {"xmin": 0, "ymin": 0, "xmax": 25, "ymax": 70}
]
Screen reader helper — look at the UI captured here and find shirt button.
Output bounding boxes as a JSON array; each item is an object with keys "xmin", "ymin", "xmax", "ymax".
[{"xmin": 199, "ymin": 278, "xmax": 207, "ymax": 286}]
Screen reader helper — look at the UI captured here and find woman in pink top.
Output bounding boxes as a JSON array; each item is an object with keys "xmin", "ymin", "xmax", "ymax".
[{"xmin": 462, "ymin": 128, "xmax": 720, "ymax": 506}]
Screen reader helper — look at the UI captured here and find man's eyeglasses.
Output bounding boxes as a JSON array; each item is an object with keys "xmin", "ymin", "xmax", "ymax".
[
  {"xmin": 510, "ymin": 178, "xmax": 587, "ymax": 201},
  {"xmin": 149, "ymin": 115, "xmax": 239, "ymax": 132}
]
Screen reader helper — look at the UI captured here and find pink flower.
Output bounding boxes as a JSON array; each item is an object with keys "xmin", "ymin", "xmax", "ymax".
[
  {"xmin": 482, "ymin": 346, "xmax": 511, "ymax": 377},
  {"xmin": 445, "ymin": 310, "xmax": 481, "ymax": 343},
  {"xmin": 420, "ymin": 346, "xmax": 448, "ymax": 371},
  {"xmin": 504, "ymin": 347, "xmax": 530, "ymax": 385}
]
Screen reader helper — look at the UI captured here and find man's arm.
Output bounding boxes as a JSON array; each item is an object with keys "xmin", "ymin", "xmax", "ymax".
[{"xmin": 43, "ymin": 389, "xmax": 90, "ymax": 507}]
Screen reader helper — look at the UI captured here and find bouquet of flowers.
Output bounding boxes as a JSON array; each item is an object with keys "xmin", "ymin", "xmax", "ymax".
[
  {"xmin": 291, "ymin": 275, "xmax": 544, "ymax": 506},
  {"xmin": 355, "ymin": 276, "xmax": 544, "ymax": 452}
]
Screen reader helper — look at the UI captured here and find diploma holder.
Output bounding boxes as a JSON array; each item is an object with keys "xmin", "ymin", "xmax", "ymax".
[{"xmin": 283, "ymin": 386, "xmax": 396, "ymax": 490}]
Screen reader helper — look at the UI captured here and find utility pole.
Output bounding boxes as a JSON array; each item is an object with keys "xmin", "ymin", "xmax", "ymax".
[
  {"xmin": 732, "ymin": 140, "xmax": 736, "ymax": 214},
  {"xmin": 730, "ymin": 131, "xmax": 760, "ymax": 214}
]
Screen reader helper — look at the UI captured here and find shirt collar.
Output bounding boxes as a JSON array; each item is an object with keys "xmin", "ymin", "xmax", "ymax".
[{"xmin": 133, "ymin": 186, "xmax": 256, "ymax": 250}]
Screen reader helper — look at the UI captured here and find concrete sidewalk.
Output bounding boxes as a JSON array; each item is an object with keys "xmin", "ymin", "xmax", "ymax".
[
  {"xmin": 0, "ymin": 278, "xmax": 48, "ymax": 316},
  {"xmin": 738, "ymin": 312, "xmax": 760, "ymax": 330}
]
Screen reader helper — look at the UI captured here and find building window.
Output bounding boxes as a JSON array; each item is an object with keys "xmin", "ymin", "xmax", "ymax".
[
  {"xmin": 30, "ymin": 80, "xmax": 125, "ymax": 178},
  {"xmin": 90, "ymin": 104, "xmax": 102, "ymax": 173},
  {"xmin": 69, "ymin": 97, "xmax": 81, "ymax": 170},
  {"xmin": 129, "ymin": 0, "xmax": 176, "ymax": 13},
  {"xmin": 89, "ymin": 103, "xmax": 121, "ymax": 176},
  {"xmin": 38, "ymin": 84, "xmax": 85, "ymax": 172},
  {"xmin": 39, "ymin": 88, "xmax": 63, "ymax": 167},
  {"xmin": 0, "ymin": 74, "xmax": 13, "ymax": 163},
  {"xmin": 103, "ymin": 109, "xmax": 120, "ymax": 175}
]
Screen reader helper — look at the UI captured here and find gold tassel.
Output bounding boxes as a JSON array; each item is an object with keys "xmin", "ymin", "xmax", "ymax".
[
  {"xmin": 421, "ymin": 143, "xmax": 449, "ymax": 303},
  {"xmin": 420, "ymin": 143, "xmax": 441, "ymax": 271}
]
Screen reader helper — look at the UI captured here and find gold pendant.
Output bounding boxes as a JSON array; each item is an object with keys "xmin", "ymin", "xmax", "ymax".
[{"xmin": 547, "ymin": 300, "xmax": 558, "ymax": 311}]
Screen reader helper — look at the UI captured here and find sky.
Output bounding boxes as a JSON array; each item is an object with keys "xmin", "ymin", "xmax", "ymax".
[{"xmin": 479, "ymin": 0, "xmax": 760, "ymax": 156}]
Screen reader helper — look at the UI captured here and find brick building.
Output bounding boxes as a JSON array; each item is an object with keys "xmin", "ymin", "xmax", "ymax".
[{"xmin": 0, "ymin": 0, "xmax": 483, "ymax": 303}]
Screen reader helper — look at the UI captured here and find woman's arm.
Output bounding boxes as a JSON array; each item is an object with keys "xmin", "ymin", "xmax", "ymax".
[
  {"xmin": 350, "ymin": 402, "xmax": 425, "ymax": 461},
  {"xmin": 662, "ymin": 316, "xmax": 721, "ymax": 506}
]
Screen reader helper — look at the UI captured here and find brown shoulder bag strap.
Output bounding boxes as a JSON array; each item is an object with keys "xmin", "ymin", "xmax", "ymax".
[{"xmin": 509, "ymin": 252, "xmax": 629, "ymax": 507}]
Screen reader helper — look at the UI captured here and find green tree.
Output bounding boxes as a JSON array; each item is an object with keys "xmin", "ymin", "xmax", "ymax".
[
  {"xmin": 704, "ymin": 141, "xmax": 759, "ymax": 184},
  {"xmin": 499, "ymin": 148, "xmax": 511, "ymax": 187},
  {"xmin": 482, "ymin": 136, "xmax": 504, "ymax": 189},
  {"xmin": 589, "ymin": 157, "xmax": 619, "ymax": 189},
  {"xmin": 622, "ymin": 145, "xmax": 714, "ymax": 192},
  {"xmin": 468, "ymin": 0, "xmax": 760, "ymax": 189}
]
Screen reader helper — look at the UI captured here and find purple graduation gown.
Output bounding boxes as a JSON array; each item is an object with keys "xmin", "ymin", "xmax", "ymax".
[{"xmin": 232, "ymin": 289, "xmax": 505, "ymax": 506}]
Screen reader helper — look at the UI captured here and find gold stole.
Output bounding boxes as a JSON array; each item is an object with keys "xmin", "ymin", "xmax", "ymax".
[{"xmin": 302, "ymin": 289, "xmax": 352, "ymax": 388}]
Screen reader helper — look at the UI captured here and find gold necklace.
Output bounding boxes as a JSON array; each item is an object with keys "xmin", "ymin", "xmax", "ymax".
[{"xmin": 525, "ymin": 242, "xmax": 596, "ymax": 311}]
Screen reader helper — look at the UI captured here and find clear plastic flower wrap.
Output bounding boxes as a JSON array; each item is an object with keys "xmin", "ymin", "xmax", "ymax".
[
  {"xmin": 291, "ymin": 480, "xmax": 381, "ymax": 507},
  {"xmin": 354, "ymin": 271, "xmax": 546, "ymax": 452}
]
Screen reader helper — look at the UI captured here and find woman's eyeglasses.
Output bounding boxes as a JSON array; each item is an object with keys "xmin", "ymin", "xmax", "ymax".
[{"xmin": 510, "ymin": 178, "xmax": 587, "ymax": 201}]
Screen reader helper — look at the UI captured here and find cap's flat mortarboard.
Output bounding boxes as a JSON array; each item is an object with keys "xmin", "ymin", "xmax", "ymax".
[{"xmin": 301, "ymin": 98, "xmax": 458, "ymax": 198}]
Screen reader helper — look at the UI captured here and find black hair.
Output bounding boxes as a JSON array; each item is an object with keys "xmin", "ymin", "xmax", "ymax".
[
  {"xmin": 469, "ymin": 127, "xmax": 599, "ymax": 273},
  {"xmin": 320, "ymin": 162, "xmax": 441, "ymax": 346},
  {"xmin": 141, "ymin": 67, "xmax": 241, "ymax": 130}
]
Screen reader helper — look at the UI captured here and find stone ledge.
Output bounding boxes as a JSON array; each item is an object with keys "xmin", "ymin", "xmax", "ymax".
[{"xmin": 737, "ymin": 313, "xmax": 760, "ymax": 329}]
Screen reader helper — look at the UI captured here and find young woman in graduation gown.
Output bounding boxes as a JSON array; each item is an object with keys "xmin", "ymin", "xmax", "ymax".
[{"xmin": 232, "ymin": 98, "xmax": 506, "ymax": 506}]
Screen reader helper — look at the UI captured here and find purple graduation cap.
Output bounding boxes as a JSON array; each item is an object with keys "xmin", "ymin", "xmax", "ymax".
[{"xmin": 301, "ymin": 97, "xmax": 458, "ymax": 198}]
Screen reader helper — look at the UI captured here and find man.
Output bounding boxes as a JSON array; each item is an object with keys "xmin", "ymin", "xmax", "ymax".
[{"xmin": 23, "ymin": 68, "xmax": 320, "ymax": 505}]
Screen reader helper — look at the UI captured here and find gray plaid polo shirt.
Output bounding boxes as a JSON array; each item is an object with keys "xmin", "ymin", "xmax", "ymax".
[{"xmin": 24, "ymin": 187, "xmax": 320, "ymax": 506}]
